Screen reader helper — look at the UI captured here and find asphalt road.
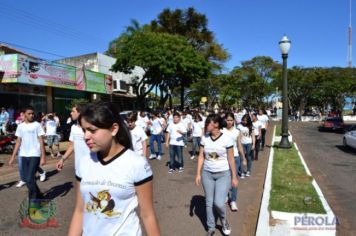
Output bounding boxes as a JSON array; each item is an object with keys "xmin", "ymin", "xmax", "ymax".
[
  {"xmin": 289, "ymin": 121, "xmax": 356, "ymax": 236},
  {"xmin": 0, "ymin": 129, "xmax": 273, "ymax": 236}
]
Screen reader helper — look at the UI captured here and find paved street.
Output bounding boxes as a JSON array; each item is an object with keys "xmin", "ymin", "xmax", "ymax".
[
  {"xmin": 289, "ymin": 122, "xmax": 356, "ymax": 236},
  {"xmin": 0, "ymin": 129, "xmax": 273, "ymax": 236}
]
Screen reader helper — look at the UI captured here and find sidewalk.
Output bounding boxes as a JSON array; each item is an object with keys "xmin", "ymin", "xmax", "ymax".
[{"xmin": 0, "ymin": 128, "xmax": 273, "ymax": 236}]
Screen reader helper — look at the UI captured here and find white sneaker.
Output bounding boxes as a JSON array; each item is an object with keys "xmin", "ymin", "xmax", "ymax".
[
  {"xmin": 221, "ymin": 219, "xmax": 231, "ymax": 235},
  {"xmin": 178, "ymin": 167, "xmax": 184, "ymax": 172},
  {"xmin": 190, "ymin": 155, "xmax": 195, "ymax": 160},
  {"xmin": 230, "ymin": 201, "xmax": 238, "ymax": 211},
  {"xmin": 246, "ymin": 171, "xmax": 251, "ymax": 177},
  {"xmin": 16, "ymin": 180, "xmax": 26, "ymax": 188},
  {"xmin": 157, "ymin": 155, "xmax": 162, "ymax": 160},
  {"xmin": 241, "ymin": 173, "xmax": 246, "ymax": 179},
  {"xmin": 149, "ymin": 154, "xmax": 156, "ymax": 160},
  {"xmin": 40, "ymin": 171, "xmax": 46, "ymax": 182}
]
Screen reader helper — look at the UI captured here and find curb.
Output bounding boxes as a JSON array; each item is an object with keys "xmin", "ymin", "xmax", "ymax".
[{"xmin": 256, "ymin": 126, "xmax": 336, "ymax": 236}]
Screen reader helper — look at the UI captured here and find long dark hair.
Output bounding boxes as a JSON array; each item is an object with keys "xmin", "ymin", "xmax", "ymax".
[
  {"xmin": 205, "ymin": 114, "xmax": 224, "ymax": 131},
  {"xmin": 241, "ymin": 114, "xmax": 253, "ymax": 135},
  {"xmin": 79, "ymin": 101, "xmax": 132, "ymax": 150}
]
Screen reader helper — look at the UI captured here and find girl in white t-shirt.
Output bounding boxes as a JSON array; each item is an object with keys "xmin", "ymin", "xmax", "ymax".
[
  {"xmin": 190, "ymin": 113, "xmax": 204, "ymax": 160},
  {"xmin": 69, "ymin": 102, "xmax": 160, "ymax": 236},
  {"xmin": 237, "ymin": 114, "xmax": 255, "ymax": 178},
  {"xmin": 126, "ymin": 112, "xmax": 148, "ymax": 158},
  {"xmin": 222, "ymin": 112, "xmax": 245, "ymax": 211},
  {"xmin": 252, "ymin": 113, "xmax": 262, "ymax": 161},
  {"xmin": 195, "ymin": 114, "xmax": 238, "ymax": 236},
  {"xmin": 257, "ymin": 109, "xmax": 269, "ymax": 150}
]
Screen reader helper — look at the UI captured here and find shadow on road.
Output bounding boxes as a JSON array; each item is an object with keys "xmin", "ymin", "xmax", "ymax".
[
  {"xmin": 0, "ymin": 180, "xmax": 17, "ymax": 191},
  {"xmin": 189, "ymin": 195, "xmax": 207, "ymax": 230},
  {"xmin": 43, "ymin": 181, "xmax": 73, "ymax": 200},
  {"xmin": 335, "ymin": 145, "xmax": 356, "ymax": 154}
]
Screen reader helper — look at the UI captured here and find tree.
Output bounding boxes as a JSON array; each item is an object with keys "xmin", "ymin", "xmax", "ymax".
[
  {"xmin": 107, "ymin": 30, "xmax": 210, "ymax": 110},
  {"xmin": 151, "ymin": 7, "xmax": 229, "ymax": 108},
  {"xmin": 230, "ymin": 56, "xmax": 280, "ymax": 109}
]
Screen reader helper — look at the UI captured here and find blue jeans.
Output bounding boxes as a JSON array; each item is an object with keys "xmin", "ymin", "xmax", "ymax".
[
  {"xmin": 242, "ymin": 143, "xmax": 253, "ymax": 173},
  {"xmin": 17, "ymin": 155, "xmax": 25, "ymax": 181},
  {"xmin": 191, "ymin": 136, "xmax": 201, "ymax": 156},
  {"xmin": 202, "ymin": 169, "xmax": 231, "ymax": 231},
  {"xmin": 149, "ymin": 134, "xmax": 162, "ymax": 156},
  {"xmin": 21, "ymin": 156, "xmax": 41, "ymax": 199},
  {"xmin": 169, "ymin": 145, "xmax": 183, "ymax": 169},
  {"xmin": 230, "ymin": 156, "xmax": 240, "ymax": 202}
]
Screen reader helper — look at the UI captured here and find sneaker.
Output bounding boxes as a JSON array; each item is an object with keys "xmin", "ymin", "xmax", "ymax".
[
  {"xmin": 149, "ymin": 154, "xmax": 156, "ymax": 160},
  {"xmin": 39, "ymin": 171, "xmax": 46, "ymax": 182},
  {"xmin": 241, "ymin": 173, "xmax": 246, "ymax": 179},
  {"xmin": 206, "ymin": 229, "xmax": 215, "ymax": 236},
  {"xmin": 168, "ymin": 169, "xmax": 174, "ymax": 174},
  {"xmin": 56, "ymin": 153, "xmax": 62, "ymax": 158},
  {"xmin": 221, "ymin": 219, "xmax": 231, "ymax": 235},
  {"xmin": 50, "ymin": 154, "xmax": 55, "ymax": 158},
  {"xmin": 157, "ymin": 155, "xmax": 162, "ymax": 160},
  {"xmin": 246, "ymin": 171, "xmax": 251, "ymax": 177},
  {"xmin": 190, "ymin": 155, "xmax": 195, "ymax": 160},
  {"xmin": 16, "ymin": 180, "xmax": 26, "ymax": 188},
  {"xmin": 230, "ymin": 201, "xmax": 238, "ymax": 211},
  {"xmin": 178, "ymin": 167, "xmax": 184, "ymax": 172}
]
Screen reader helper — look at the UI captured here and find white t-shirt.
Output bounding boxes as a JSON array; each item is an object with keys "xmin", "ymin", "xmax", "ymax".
[
  {"xmin": 15, "ymin": 121, "xmax": 45, "ymax": 157},
  {"xmin": 69, "ymin": 123, "xmax": 90, "ymax": 176},
  {"xmin": 222, "ymin": 127, "xmax": 240, "ymax": 157},
  {"xmin": 237, "ymin": 124, "xmax": 253, "ymax": 144},
  {"xmin": 192, "ymin": 121, "xmax": 204, "ymax": 137},
  {"xmin": 130, "ymin": 126, "xmax": 148, "ymax": 156},
  {"xmin": 76, "ymin": 148, "xmax": 153, "ymax": 236},
  {"xmin": 150, "ymin": 118, "xmax": 162, "ymax": 135},
  {"xmin": 252, "ymin": 120, "xmax": 263, "ymax": 136},
  {"xmin": 182, "ymin": 117, "xmax": 191, "ymax": 130},
  {"xmin": 200, "ymin": 133, "xmax": 233, "ymax": 172},
  {"xmin": 136, "ymin": 116, "xmax": 148, "ymax": 131},
  {"xmin": 166, "ymin": 122, "xmax": 187, "ymax": 146},
  {"xmin": 257, "ymin": 114, "xmax": 269, "ymax": 129},
  {"xmin": 45, "ymin": 119, "xmax": 57, "ymax": 136}
]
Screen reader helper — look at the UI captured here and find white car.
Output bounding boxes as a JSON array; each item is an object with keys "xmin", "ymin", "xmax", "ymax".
[{"xmin": 343, "ymin": 125, "xmax": 356, "ymax": 149}]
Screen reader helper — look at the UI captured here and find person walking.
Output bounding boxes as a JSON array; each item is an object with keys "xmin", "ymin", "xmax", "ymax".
[
  {"xmin": 165, "ymin": 112, "xmax": 187, "ymax": 173},
  {"xmin": 148, "ymin": 111, "xmax": 163, "ymax": 160},
  {"xmin": 238, "ymin": 114, "xmax": 255, "ymax": 178},
  {"xmin": 126, "ymin": 112, "xmax": 148, "ymax": 157},
  {"xmin": 222, "ymin": 112, "xmax": 245, "ymax": 211},
  {"xmin": 251, "ymin": 113, "xmax": 262, "ymax": 161},
  {"xmin": 257, "ymin": 109, "xmax": 269, "ymax": 151},
  {"xmin": 44, "ymin": 113, "xmax": 61, "ymax": 158},
  {"xmin": 68, "ymin": 101, "xmax": 160, "ymax": 236},
  {"xmin": 56, "ymin": 103, "xmax": 88, "ymax": 174},
  {"xmin": 195, "ymin": 114, "xmax": 238, "ymax": 236},
  {"xmin": 190, "ymin": 113, "xmax": 204, "ymax": 160},
  {"xmin": 9, "ymin": 106, "xmax": 46, "ymax": 200},
  {"xmin": 0, "ymin": 107, "xmax": 9, "ymax": 135}
]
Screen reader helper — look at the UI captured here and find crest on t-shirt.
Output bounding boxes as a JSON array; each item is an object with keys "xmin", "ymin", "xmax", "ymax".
[
  {"xmin": 86, "ymin": 190, "xmax": 121, "ymax": 217},
  {"xmin": 208, "ymin": 152, "xmax": 220, "ymax": 161}
]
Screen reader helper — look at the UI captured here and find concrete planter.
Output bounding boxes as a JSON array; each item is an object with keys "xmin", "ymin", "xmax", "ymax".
[{"xmin": 256, "ymin": 127, "xmax": 336, "ymax": 236}]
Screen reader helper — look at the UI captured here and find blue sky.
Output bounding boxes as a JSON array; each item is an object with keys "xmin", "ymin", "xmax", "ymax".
[{"xmin": 0, "ymin": 0, "xmax": 354, "ymax": 71}]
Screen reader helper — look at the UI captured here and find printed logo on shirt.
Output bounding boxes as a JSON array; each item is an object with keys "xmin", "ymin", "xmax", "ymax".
[
  {"xmin": 86, "ymin": 190, "xmax": 121, "ymax": 218},
  {"xmin": 207, "ymin": 152, "xmax": 220, "ymax": 161}
]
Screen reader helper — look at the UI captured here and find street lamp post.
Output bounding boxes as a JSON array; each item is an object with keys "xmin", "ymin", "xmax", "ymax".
[{"xmin": 278, "ymin": 35, "xmax": 292, "ymax": 149}]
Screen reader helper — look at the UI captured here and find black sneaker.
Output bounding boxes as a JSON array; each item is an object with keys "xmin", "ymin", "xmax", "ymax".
[
  {"xmin": 221, "ymin": 219, "xmax": 231, "ymax": 235},
  {"xmin": 206, "ymin": 229, "xmax": 215, "ymax": 236}
]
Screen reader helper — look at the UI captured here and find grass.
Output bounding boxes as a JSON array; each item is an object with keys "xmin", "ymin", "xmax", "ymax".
[
  {"xmin": 275, "ymin": 124, "xmax": 281, "ymax": 136},
  {"xmin": 269, "ymin": 140, "xmax": 326, "ymax": 214}
]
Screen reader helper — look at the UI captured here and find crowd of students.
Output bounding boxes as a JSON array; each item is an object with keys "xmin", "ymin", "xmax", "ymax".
[{"xmin": 8, "ymin": 101, "xmax": 269, "ymax": 236}]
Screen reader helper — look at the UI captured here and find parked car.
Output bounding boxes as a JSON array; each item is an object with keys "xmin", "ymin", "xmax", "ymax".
[
  {"xmin": 318, "ymin": 117, "xmax": 345, "ymax": 132},
  {"xmin": 343, "ymin": 125, "xmax": 356, "ymax": 149}
]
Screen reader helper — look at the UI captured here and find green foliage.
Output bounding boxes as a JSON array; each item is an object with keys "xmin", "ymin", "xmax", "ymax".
[
  {"xmin": 230, "ymin": 56, "xmax": 281, "ymax": 108},
  {"xmin": 107, "ymin": 29, "xmax": 210, "ymax": 109},
  {"xmin": 65, "ymin": 98, "xmax": 89, "ymax": 111}
]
